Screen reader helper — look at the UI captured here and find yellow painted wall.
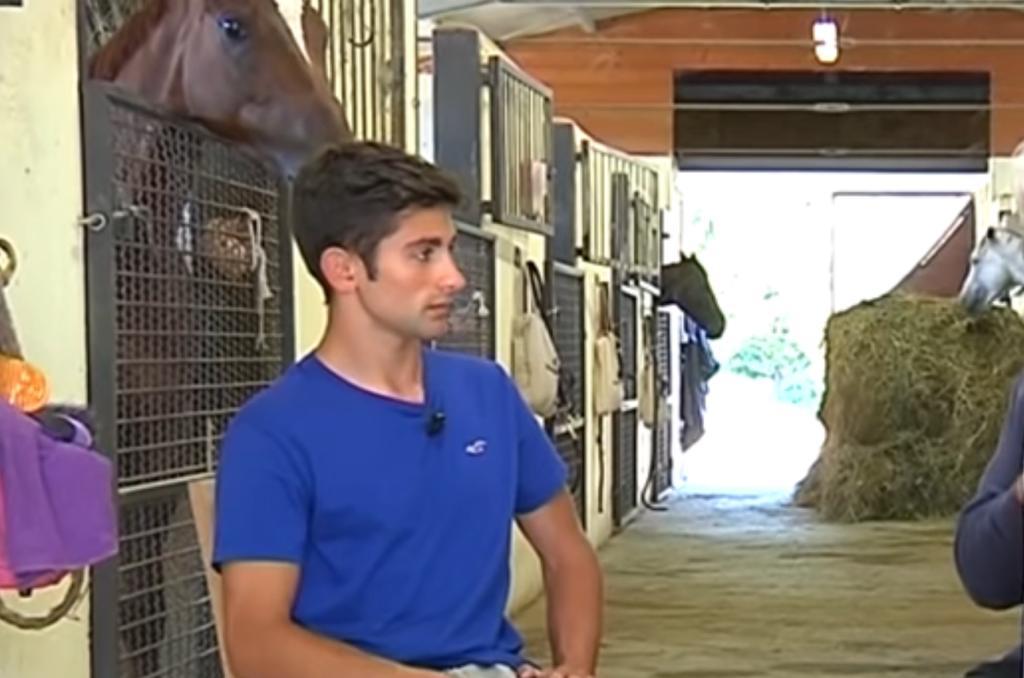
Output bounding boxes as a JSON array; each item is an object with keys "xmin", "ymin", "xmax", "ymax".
[{"xmin": 0, "ymin": 1, "xmax": 91, "ymax": 676}]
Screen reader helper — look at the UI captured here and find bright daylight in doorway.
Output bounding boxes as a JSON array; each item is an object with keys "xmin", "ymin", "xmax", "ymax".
[{"xmin": 673, "ymin": 169, "xmax": 989, "ymax": 499}]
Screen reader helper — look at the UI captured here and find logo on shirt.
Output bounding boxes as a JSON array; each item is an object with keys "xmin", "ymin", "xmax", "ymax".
[{"xmin": 465, "ymin": 439, "xmax": 487, "ymax": 456}]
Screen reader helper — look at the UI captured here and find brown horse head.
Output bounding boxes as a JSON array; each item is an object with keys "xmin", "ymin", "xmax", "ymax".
[
  {"xmin": 660, "ymin": 253, "xmax": 726, "ymax": 339},
  {"xmin": 88, "ymin": 0, "xmax": 352, "ymax": 178}
]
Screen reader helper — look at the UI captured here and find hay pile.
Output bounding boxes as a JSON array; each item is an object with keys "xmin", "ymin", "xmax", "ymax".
[{"xmin": 795, "ymin": 293, "xmax": 1024, "ymax": 522}]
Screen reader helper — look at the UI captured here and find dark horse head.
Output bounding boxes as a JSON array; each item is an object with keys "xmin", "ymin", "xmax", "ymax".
[{"xmin": 659, "ymin": 253, "xmax": 726, "ymax": 339}]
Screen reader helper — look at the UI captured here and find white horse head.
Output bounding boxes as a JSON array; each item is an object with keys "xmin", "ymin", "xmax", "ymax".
[{"xmin": 958, "ymin": 222, "xmax": 1024, "ymax": 315}]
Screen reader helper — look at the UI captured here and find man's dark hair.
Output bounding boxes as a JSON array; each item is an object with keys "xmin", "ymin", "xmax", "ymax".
[{"xmin": 292, "ymin": 141, "xmax": 462, "ymax": 301}]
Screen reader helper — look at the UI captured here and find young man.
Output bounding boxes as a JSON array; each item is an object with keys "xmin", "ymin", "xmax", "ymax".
[
  {"xmin": 954, "ymin": 372, "xmax": 1024, "ymax": 678},
  {"xmin": 212, "ymin": 142, "xmax": 604, "ymax": 678}
]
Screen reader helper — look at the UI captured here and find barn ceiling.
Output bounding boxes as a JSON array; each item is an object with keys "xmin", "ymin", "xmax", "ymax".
[
  {"xmin": 419, "ymin": 0, "xmax": 1024, "ymax": 42},
  {"xmin": 420, "ymin": 4, "xmax": 642, "ymax": 42}
]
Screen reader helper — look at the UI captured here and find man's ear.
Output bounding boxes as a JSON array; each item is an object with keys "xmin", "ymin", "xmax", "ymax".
[{"xmin": 320, "ymin": 246, "xmax": 361, "ymax": 294}]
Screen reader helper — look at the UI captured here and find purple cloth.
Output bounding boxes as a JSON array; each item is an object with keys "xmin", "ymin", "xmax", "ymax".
[{"xmin": 0, "ymin": 399, "xmax": 117, "ymax": 589}]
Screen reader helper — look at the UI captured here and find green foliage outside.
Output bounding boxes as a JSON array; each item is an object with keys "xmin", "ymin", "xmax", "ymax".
[{"xmin": 684, "ymin": 208, "xmax": 824, "ymax": 410}]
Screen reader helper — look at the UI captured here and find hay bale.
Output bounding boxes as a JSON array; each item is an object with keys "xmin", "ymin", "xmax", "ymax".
[{"xmin": 797, "ymin": 293, "xmax": 1024, "ymax": 522}]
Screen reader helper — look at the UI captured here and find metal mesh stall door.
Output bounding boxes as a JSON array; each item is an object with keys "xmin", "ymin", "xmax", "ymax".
[
  {"xmin": 612, "ymin": 408, "xmax": 638, "ymax": 528},
  {"xmin": 551, "ymin": 264, "xmax": 585, "ymax": 523},
  {"xmin": 619, "ymin": 290, "xmax": 638, "ymax": 400},
  {"xmin": 83, "ymin": 82, "xmax": 293, "ymax": 678},
  {"xmin": 653, "ymin": 310, "xmax": 673, "ymax": 498},
  {"xmin": 435, "ymin": 225, "xmax": 495, "ymax": 358},
  {"xmin": 488, "ymin": 57, "xmax": 554, "ymax": 235}
]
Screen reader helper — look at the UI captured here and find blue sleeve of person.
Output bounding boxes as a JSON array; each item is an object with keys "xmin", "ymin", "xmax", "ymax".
[{"xmin": 212, "ymin": 415, "xmax": 311, "ymax": 571}]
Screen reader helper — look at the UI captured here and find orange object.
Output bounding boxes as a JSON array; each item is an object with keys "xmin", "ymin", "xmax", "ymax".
[{"xmin": 0, "ymin": 356, "xmax": 49, "ymax": 412}]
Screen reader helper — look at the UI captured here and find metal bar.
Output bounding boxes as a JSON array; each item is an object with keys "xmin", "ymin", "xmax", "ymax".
[
  {"xmin": 544, "ymin": 96, "xmax": 555, "ymax": 229},
  {"xmin": 433, "ymin": 29, "xmax": 483, "ymax": 225},
  {"xmin": 114, "ymin": 263, "xmax": 274, "ymax": 286},
  {"xmin": 117, "ymin": 473, "xmax": 216, "ymax": 499},
  {"xmin": 325, "ymin": 0, "xmax": 337, "ymax": 91},
  {"xmin": 116, "ymin": 300, "xmax": 274, "ymax": 315},
  {"xmin": 489, "ymin": 56, "xmax": 507, "ymax": 227},
  {"xmin": 117, "ymin": 595, "xmax": 212, "ymax": 635},
  {"xmin": 335, "ymin": 0, "xmax": 345, "ymax": 122},
  {"xmin": 508, "ymin": 34, "xmax": 1024, "ymax": 47},
  {"xmin": 118, "ymin": 356, "xmax": 280, "ymax": 368},
  {"xmin": 117, "ymin": 380, "xmax": 272, "ymax": 397},
  {"xmin": 117, "ymin": 570, "xmax": 206, "ymax": 606},
  {"xmin": 357, "ymin": 0, "xmax": 366, "ymax": 136},
  {"xmin": 484, "ymin": 233, "xmax": 496, "ymax": 359},
  {"xmin": 277, "ymin": 180, "xmax": 296, "ymax": 366},
  {"xmin": 510, "ymin": 72, "xmax": 521, "ymax": 221},
  {"xmin": 117, "ymin": 431, "xmax": 223, "ymax": 454},
  {"xmin": 578, "ymin": 140, "xmax": 593, "ymax": 260},
  {"xmin": 119, "ymin": 619, "xmax": 216, "ymax": 662},
  {"xmin": 390, "ymin": 0, "xmax": 405, "ymax": 145},
  {"xmin": 115, "ymin": 329, "xmax": 285, "ymax": 339},
  {"xmin": 133, "ymin": 646, "xmax": 221, "ymax": 678},
  {"xmin": 577, "ymin": 277, "xmax": 587, "ymax": 523},
  {"xmin": 675, "ymin": 153, "xmax": 988, "ymax": 171},
  {"xmin": 83, "ymin": 78, "xmax": 123, "ymax": 678},
  {"xmin": 609, "ymin": 271, "xmax": 623, "ymax": 528}
]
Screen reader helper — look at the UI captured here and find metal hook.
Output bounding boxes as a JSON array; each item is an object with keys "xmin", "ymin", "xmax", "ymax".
[
  {"xmin": 348, "ymin": 0, "xmax": 375, "ymax": 48},
  {"xmin": 470, "ymin": 290, "xmax": 490, "ymax": 318},
  {"xmin": 77, "ymin": 213, "xmax": 107, "ymax": 233},
  {"xmin": 0, "ymin": 239, "xmax": 16, "ymax": 289},
  {"xmin": 453, "ymin": 289, "xmax": 490, "ymax": 319}
]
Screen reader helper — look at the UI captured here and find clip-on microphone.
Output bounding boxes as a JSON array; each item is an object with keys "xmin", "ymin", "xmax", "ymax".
[{"xmin": 425, "ymin": 409, "xmax": 446, "ymax": 437}]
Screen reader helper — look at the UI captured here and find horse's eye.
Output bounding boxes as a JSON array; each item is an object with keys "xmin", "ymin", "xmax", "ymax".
[{"xmin": 217, "ymin": 15, "xmax": 247, "ymax": 42}]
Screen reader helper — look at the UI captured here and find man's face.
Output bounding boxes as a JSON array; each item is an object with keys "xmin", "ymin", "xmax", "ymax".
[{"xmin": 352, "ymin": 206, "xmax": 466, "ymax": 341}]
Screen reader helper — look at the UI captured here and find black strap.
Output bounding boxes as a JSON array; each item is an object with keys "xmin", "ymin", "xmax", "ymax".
[
  {"xmin": 0, "ymin": 238, "xmax": 22, "ymax": 359},
  {"xmin": 524, "ymin": 260, "xmax": 548, "ymax": 326}
]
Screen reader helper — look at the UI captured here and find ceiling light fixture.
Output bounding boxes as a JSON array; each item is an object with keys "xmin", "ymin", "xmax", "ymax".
[{"xmin": 813, "ymin": 16, "xmax": 839, "ymax": 64}]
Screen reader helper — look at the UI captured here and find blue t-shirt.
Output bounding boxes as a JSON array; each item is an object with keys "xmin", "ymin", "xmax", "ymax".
[{"xmin": 212, "ymin": 349, "xmax": 568, "ymax": 670}]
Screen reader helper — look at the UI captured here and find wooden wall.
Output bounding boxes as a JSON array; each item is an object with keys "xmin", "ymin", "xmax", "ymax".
[{"xmin": 502, "ymin": 9, "xmax": 1024, "ymax": 157}]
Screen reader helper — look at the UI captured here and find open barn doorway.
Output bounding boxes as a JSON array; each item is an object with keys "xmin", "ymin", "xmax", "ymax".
[
  {"xmin": 672, "ymin": 170, "xmax": 987, "ymax": 499},
  {"xmin": 669, "ymin": 68, "xmax": 991, "ymax": 501}
]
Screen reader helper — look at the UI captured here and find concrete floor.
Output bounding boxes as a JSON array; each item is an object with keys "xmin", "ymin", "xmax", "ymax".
[{"xmin": 513, "ymin": 492, "xmax": 1022, "ymax": 678}]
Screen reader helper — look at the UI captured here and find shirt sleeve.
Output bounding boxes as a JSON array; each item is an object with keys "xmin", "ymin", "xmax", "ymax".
[
  {"xmin": 501, "ymin": 367, "xmax": 569, "ymax": 515},
  {"xmin": 212, "ymin": 414, "xmax": 311, "ymax": 571},
  {"xmin": 953, "ymin": 373, "xmax": 1024, "ymax": 609}
]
